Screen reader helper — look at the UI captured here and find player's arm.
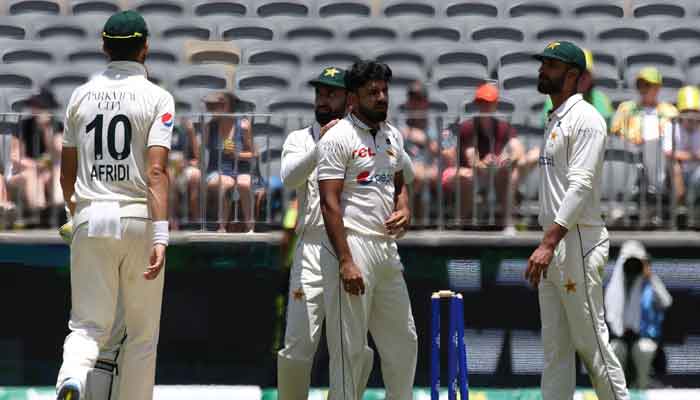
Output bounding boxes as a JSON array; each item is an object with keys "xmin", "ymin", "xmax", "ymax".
[
  {"xmin": 60, "ymin": 148, "xmax": 78, "ymax": 216},
  {"xmin": 237, "ymin": 118, "xmax": 256, "ymax": 160},
  {"xmin": 281, "ymin": 120, "xmax": 340, "ymax": 189},
  {"xmin": 318, "ymin": 133, "xmax": 364, "ymax": 295},
  {"xmin": 386, "ymin": 150, "xmax": 412, "ymax": 236}
]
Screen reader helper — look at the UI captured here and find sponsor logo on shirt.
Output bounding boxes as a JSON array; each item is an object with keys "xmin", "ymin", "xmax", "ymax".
[
  {"xmin": 356, "ymin": 170, "xmax": 393, "ymax": 185},
  {"xmin": 161, "ymin": 112, "xmax": 173, "ymax": 128},
  {"xmin": 357, "ymin": 171, "xmax": 372, "ymax": 185},
  {"xmin": 352, "ymin": 147, "xmax": 376, "ymax": 158}
]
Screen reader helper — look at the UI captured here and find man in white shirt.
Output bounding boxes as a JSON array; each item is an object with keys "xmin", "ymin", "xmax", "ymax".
[
  {"xmin": 276, "ymin": 66, "xmax": 348, "ymax": 399},
  {"xmin": 317, "ymin": 60, "xmax": 416, "ymax": 400},
  {"xmin": 525, "ymin": 41, "xmax": 630, "ymax": 400},
  {"xmin": 56, "ymin": 10, "xmax": 173, "ymax": 400}
]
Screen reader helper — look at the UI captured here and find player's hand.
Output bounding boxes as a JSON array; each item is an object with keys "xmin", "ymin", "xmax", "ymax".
[
  {"xmin": 525, "ymin": 243, "xmax": 555, "ymax": 288},
  {"xmin": 385, "ymin": 208, "xmax": 410, "ymax": 236},
  {"xmin": 145, "ymin": 244, "xmax": 166, "ymax": 280},
  {"xmin": 340, "ymin": 259, "xmax": 365, "ymax": 296},
  {"xmin": 320, "ymin": 119, "xmax": 339, "ymax": 138}
]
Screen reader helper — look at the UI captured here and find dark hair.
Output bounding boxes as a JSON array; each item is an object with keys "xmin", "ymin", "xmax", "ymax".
[
  {"xmin": 345, "ymin": 60, "xmax": 392, "ymax": 92},
  {"xmin": 103, "ymin": 37, "xmax": 146, "ymax": 62}
]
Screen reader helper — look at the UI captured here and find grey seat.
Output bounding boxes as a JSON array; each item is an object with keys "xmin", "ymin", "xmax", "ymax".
[
  {"xmin": 592, "ymin": 63, "xmax": 621, "ymax": 90},
  {"xmin": 442, "ymin": 1, "xmax": 499, "ymax": 18},
  {"xmin": 219, "ymin": 18, "xmax": 279, "ymax": 42},
  {"xmin": 498, "ymin": 64, "xmax": 538, "ymax": 91},
  {"xmin": 234, "ymin": 65, "xmax": 294, "ymax": 91},
  {"xmin": 372, "ymin": 43, "xmax": 428, "ymax": 69},
  {"xmin": 632, "ymin": 1, "xmax": 687, "ymax": 19},
  {"xmin": 234, "ymin": 88, "xmax": 278, "ymax": 112},
  {"xmin": 43, "ymin": 65, "xmax": 93, "ymax": 93},
  {"xmin": 174, "ymin": 64, "xmax": 236, "ymax": 90},
  {"xmin": 469, "ymin": 23, "xmax": 526, "ymax": 43},
  {"xmin": 0, "ymin": 17, "xmax": 28, "ymax": 39},
  {"xmin": 173, "ymin": 87, "xmax": 222, "ymax": 113},
  {"xmin": 6, "ymin": 0, "xmax": 63, "ymax": 15},
  {"xmin": 685, "ymin": 65, "xmax": 700, "ymax": 86},
  {"xmin": 127, "ymin": 0, "xmax": 186, "ymax": 17},
  {"xmin": 243, "ymin": 42, "xmax": 302, "ymax": 68},
  {"xmin": 281, "ymin": 19, "xmax": 337, "ymax": 43},
  {"xmin": 144, "ymin": 40, "xmax": 181, "ymax": 66},
  {"xmin": 407, "ymin": 22, "xmax": 461, "ymax": 44},
  {"xmin": 255, "ymin": 0, "xmax": 310, "ymax": 18},
  {"xmin": 492, "ymin": 43, "xmax": 541, "ymax": 74},
  {"xmin": 586, "ymin": 45, "xmax": 619, "ymax": 70},
  {"xmin": 343, "ymin": 18, "xmax": 402, "ymax": 43},
  {"xmin": 316, "ymin": 0, "xmax": 372, "ymax": 18},
  {"xmin": 622, "ymin": 46, "xmax": 679, "ymax": 70},
  {"xmin": 601, "ymin": 148, "xmax": 641, "ymax": 202},
  {"xmin": 656, "ymin": 24, "xmax": 700, "ymax": 48},
  {"xmin": 385, "ymin": 64, "xmax": 425, "ymax": 89},
  {"xmin": 531, "ymin": 22, "xmax": 587, "ymax": 43},
  {"xmin": 381, "ymin": 0, "xmax": 436, "ymax": 18},
  {"xmin": 32, "ymin": 16, "xmax": 97, "ymax": 41},
  {"xmin": 0, "ymin": 64, "xmax": 37, "ymax": 88},
  {"xmin": 594, "ymin": 22, "xmax": 651, "ymax": 44},
  {"xmin": 505, "ymin": 0, "xmax": 563, "ymax": 19},
  {"xmin": 0, "ymin": 87, "xmax": 32, "ymax": 112},
  {"xmin": 568, "ymin": 0, "xmax": 624, "ymax": 20},
  {"xmin": 307, "ymin": 43, "xmax": 363, "ymax": 67},
  {"xmin": 149, "ymin": 16, "xmax": 214, "ymax": 40},
  {"xmin": 431, "ymin": 43, "xmax": 490, "ymax": 71},
  {"xmin": 65, "ymin": 44, "xmax": 107, "ymax": 65},
  {"xmin": 266, "ymin": 91, "xmax": 315, "ymax": 114},
  {"xmin": 1, "ymin": 40, "xmax": 56, "ymax": 64},
  {"xmin": 70, "ymin": 0, "xmax": 121, "ymax": 16},
  {"xmin": 432, "ymin": 65, "xmax": 489, "ymax": 91},
  {"xmin": 192, "ymin": 0, "xmax": 249, "ymax": 17}
]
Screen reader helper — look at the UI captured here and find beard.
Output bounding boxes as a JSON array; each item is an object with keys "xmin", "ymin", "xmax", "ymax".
[
  {"xmin": 359, "ymin": 103, "xmax": 387, "ymax": 124},
  {"xmin": 315, "ymin": 107, "xmax": 345, "ymax": 126},
  {"xmin": 537, "ymin": 74, "xmax": 565, "ymax": 95}
]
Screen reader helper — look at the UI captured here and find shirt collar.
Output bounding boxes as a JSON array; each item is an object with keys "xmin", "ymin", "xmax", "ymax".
[
  {"xmin": 311, "ymin": 121, "xmax": 321, "ymax": 141},
  {"xmin": 551, "ymin": 93, "xmax": 584, "ymax": 120},
  {"xmin": 349, "ymin": 112, "xmax": 384, "ymax": 134},
  {"xmin": 106, "ymin": 61, "xmax": 147, "ymax": 77}
]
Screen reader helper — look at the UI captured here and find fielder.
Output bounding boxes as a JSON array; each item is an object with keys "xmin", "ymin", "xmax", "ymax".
[
  {"xmin": 317, "ymin": 60, "xmax": 417, "ymax": 400},
  {"xmin": 277, "ymin": 66, "xmax": 415, "ymax": 399},
  {"xmin": 525, "ymin": 41, "xmax": 629, "ymax": 400},
  {"xmin": 56, "ymin": 10, "xmax": 173, "ymax": 400}
]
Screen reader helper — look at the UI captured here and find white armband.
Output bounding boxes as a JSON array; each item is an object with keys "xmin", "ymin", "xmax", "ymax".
[{"xmin": 153, "ymin": 221, "xmax": 169, "ymax": 246}]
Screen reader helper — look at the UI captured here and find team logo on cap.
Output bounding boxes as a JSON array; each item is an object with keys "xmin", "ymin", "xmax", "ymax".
[
  {"xmin": 547, "ymin": 42, "xmax": 560, "ymax": 50},
  {"xmin": 324, "ymin": 67, "xmax": 339, "ymax": 77},
  {"xmin": 161, "ymin": 112, "xmax": 173, "ymax": 127}
]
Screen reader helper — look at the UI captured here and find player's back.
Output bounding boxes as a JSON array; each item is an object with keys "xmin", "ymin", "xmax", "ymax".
[{"xmin": 64, "ymin": 61, "xmax": 174, "ymax": 208}]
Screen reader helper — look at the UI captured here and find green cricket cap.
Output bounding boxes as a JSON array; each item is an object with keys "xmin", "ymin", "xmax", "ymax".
[
  {"xmin": 102, "ymin": 10, "xmax": 149, "ymax": 40},
  {"xmin": 308, "ymin": 66, "xmax": 347, "ymax": 89},
  {"xmin": 534, "ymin": 41, "xmax": 587, "ymax": 71}
]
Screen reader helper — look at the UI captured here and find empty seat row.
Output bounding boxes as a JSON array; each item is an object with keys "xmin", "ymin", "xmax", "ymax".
[{"xmin": 2, "ymin": 1, "xmax": 700, "ymax": 20}]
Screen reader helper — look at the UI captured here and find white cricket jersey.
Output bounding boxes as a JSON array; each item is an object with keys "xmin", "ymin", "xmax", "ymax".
[
  {"xmin": 317, "ymin": 113, "xmax": 405, "ymax": 237},
  {"xmin": 63, "ymin": 61, "xmax": 174, "ymax": 220},
  {"xmin": 281, "ymin": 122, "xmax": 324, "ymax": 233},
  {"xmin": 538, "ymin": 93, "xmax": 606, "ymax": 229}
]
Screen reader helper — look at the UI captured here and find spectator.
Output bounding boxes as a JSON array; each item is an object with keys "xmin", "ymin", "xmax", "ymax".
[
  {"xmin": 20, "ymin": 87, "xmax": 63, "ymax": 208},
  {"xmin": 441, "ymin": 83, "xmax": 524, "ymax": 224},
  {"xmin": 605, "ymin": 240, "xmax": 673, "ymax": 389},
  {"xmin": 171, "ymin": 116, "xmax": 203, "ymax": 227},
  {"xmin": 2, "ymin": 119, "xmax": 46, "ymax": 212},
  {"xmin": 202, "ymin": 91, "xmax": 256, "ymax": 232},
  {"xmin": 541, "ymin": 48, "xmax": 614, "ymax": 126},
  {"xmin": 399, "ymin": 81, "xmax": 439, "ymax": 218},
  {"xmin": 611, "ymin": 67, "xmax": 678, "ymax": 145},
  {"xmin": 0, "ymin": 123, "xmax": 17, "ymax": 224},
  {"xmin": 664, "ymin": 86, "xmax": 700, "ymax": 205}
]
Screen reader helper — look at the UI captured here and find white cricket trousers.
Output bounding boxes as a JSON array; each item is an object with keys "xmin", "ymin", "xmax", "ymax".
[
  {"xmin": 539, "ymin": 225, "xmax": 629, "ymax": 400},
  {"xmin": 321, "ymin": 232, "xmax": 418, "ymax": 400},
  {"xmin": 277, "ymin": 229, "xmax": 326, "ymax": 400},
  {"xmin": 57, "ymin": 218, "xmax": 164, "ymax": 400}
]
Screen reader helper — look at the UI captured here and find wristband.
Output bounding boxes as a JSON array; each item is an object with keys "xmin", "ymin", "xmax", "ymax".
[{"xmin": 153, "ymin": 221, "xmax": 169, "ymax": 246}]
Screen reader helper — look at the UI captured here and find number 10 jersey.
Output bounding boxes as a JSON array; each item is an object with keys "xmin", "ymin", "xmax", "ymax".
[{"xmin": 63, "ymin": 61, "xmax": 174, "ymax": 210}]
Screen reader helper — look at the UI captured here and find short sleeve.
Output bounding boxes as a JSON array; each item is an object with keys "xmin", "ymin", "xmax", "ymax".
[
  {"xmin": 147, "ymin": 92, "xmax": 175, "ymax": 149},
  {"xmin": 62, "ymin": 90, "xmax": 79, "ymax": 148},
  {"xmin": 317, "ymin": 130, "xmax": 350, "ymax": 181}
]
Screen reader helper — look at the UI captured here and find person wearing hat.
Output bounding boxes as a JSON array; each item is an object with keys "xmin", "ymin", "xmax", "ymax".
[
  {"xmin": 662, "ymin": 85, "xmax": 700, "ymax": 205},
  {"xmin": 541, "ymin": 49, "xmax": 614, "ymax": 127},
  {"xmin": 441, "ymin": 82, "xmax": 524, "ymax": 225},
  {"xmin": 525, "ymin": 41, "xmax": 630, "ymax": 400},
  {"xmin": 56, "ymin": 10, "xmax": 174, "ymax": 400},
  {"xmin": 611, "ymin": 67, "xmax": 678, "ymax": 146},
  {"xmin": 605, "ymin": 240, "xmax": 672, "ymax": 389}
]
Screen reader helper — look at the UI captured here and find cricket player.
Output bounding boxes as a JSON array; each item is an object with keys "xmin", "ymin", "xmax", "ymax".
[
  {"xmin": 317, "ymin": 60, "xmax": 417, "ymax": 400},
  {"xmin": 56, "ymin": 10, "xmax": 173, "ymax": 400},
  {"xmin": 525, "ymin": 41, "xmax": 629, "ymax": 400}
]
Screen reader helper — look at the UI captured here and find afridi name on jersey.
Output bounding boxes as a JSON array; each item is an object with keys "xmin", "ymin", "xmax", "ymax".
[{"xmin": 90, "ymin": 163, "xmax": 130, "ymax": 182}]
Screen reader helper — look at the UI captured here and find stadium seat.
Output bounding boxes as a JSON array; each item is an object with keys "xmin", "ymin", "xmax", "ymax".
[
  {"xmin": 173, "ymin": 87, "xmax": 221, "ymax": 113},
  {"xmin": 316, "ymin": 0, "xmax": 372, "ymax": 18},
  {"xmin": 501, "ymin": 88, "xmax": 545, "ymax": 114},
  {"xmin": 432, "ymin": 65, "xmax": 489, "ymax": 91},
  {"xmin": 0, "ymin": 87, "xmax": 32, "ymax": 112},
  {"xmin": 531, "ymin": 22, "xmax": 587, "ymax": 43},
  {"xmin": 65, "ymin": 44, "xmax": 107, "ymax": 65},
  {"xmin": 0, "ymin": 64, "xmax": 36, "ymax": 88},
  {"xmin": 255, "ymin": 0, "xmax": 310, "ymax": 18},
  {"xmin": 266, "ymin": 91, "xmax": 315, "ymax": 114},
  {"xmin": 243, "ymin": 42, "xmax": 302, "ymax": 67},
  {"xmin": 591, "ymin": 64, "xmax": 621, "ymax": 90},
  {"xmin": 568, "ymin": 0, "xmax": 624, "ymax": 19},
  {"xmin": 280, "ymin": 19, "xmax": 337, "ymax": 42},
  {"xmin": 385, "ymin": 64, "xmax": 426, "ymax": 89},
  {"xmin": 234, "ymin": 65, "xmax": 294, "ymax": 91},
  {"xmin": 149, "ymin": 16, "xmax": 213, "ymax": 40},
  {"xmin": 656, "ymin": 24, "xmax": 700, "ymax": 46},
  {"xmin": 624, "ymin": 65, "xmax": 685, "ymax": 89},
  {"xmin": 219, "ymin": 18, "xmax": 279, "ymax": 42},
  {"xmin": 685, "ymin": 65, "xmax": 700, "ymax": 86},
  {"xmin": 382, "ymin": 0, "xmax": 436, "ymax": 18},
  {"xmin": 622, "ymin": 46, "xmax": 678, "ymax": 70},
  {"xmin": 493, "ymin": 43, "xmax": 540, "ymax": 71},
  {"xmin": 407, "ymin": 22, "xmax": 461, "ymax": 43},
  {"xmin": 184, "ymin": 40, "xmax": 241, "ymax": 65},
  {"xmin": 372, "ymin": 43, "xmax": 428, "ymax": 69},
  {"xmin": 192, "ymin": 0, "xmax": 249, "ymax": 17},
  {"xmin": 32, "ymin": 16, "xmax": 97, "ymax": 41},
  {"xmin": 498, "ymin": 64, "xmax": 538, "ymax": 91},
  {"xmin": 344, "ymin": 18, "xmax": 402, "ymax": 43},
  {"xmin": 144, "ymin": 40, "xmax": 181, "ymax": 65},
  {"xmin": 233, "ymin": 87, "xmax": 278, "ymax": 112},
  {"xmin": 469, "ymin": 23, "xmax": 526, "ymax": 43},
  {"xmin": 174, "ymin": 64, "xmax": 236, "ymax": 90},
  {"xmin": 70, "ymin": 0, "xmax": 121, "ymax": 16},
  {"xmin": 127, "ymin": 0, "xmax": 186, "ymax": 16},
  {"xmin": 586, "ymin": 45, "xmax": 619, "ymax": 70},
  {"xmin": 594, "ymin": 22, "xmax": 651, "ymax": 44},
  {"xmin": 442, "ymin": 1, "xmax": 499, "ymax": 18},
  {"xmin": 6, "ymin": 0, "xmax": 63, "ymax": 15},
  {"xmin": 632, "ymin": 1, "xmax": 686, "ymax": 19},
  {"xmin": 601, "ymin": 145, "xmax": 641, "ymax": 202},
  {"xmin": 43, "ymin": 66, "xmax": 92, "ymax": 93},
  {"xmin": 505, "ymin": 0, "xmax": 563, "ymax": 18},
  {"xmin": 431, "ymin": 43, "xmax": 490, "ymax": 70},
  {"xmin": 0, "ymin": 17, "xmax": 28, "ymax": 39},
  {"xmin": 1, "ymin": 40, "xmax": 55, "ymax": 64},
  {"xmin": 308, "ymin": 43, "xmax": 363, "ymax": 66}
]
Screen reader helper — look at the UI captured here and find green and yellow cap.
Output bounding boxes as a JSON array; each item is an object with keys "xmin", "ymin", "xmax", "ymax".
[
  {"xmin": 534, "ymin": 40, "xmax": 587, "ymax": 71},
  {"xmin": 677, "ymin": 85, "xmax": 700, "ymax": 112},
  {"xmin": 637, "ymin": 66, "xmax": 662, "ymax": 86},
  {"xmin": 102, "ymin": 10, "xmax": 149, "ymax": 40},
  {"xmin": 308, "ymin": 66, "xmax": 347, "ymax": 89}
]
